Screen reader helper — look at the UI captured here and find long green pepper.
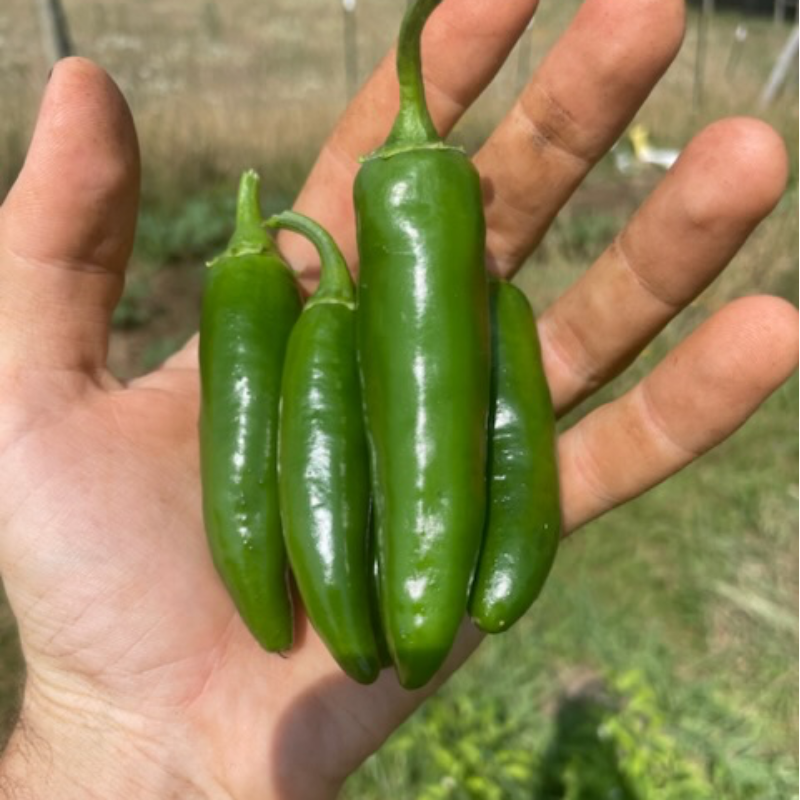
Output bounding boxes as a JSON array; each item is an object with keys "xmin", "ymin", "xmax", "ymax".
[
  {"xmin": 469, "ymin": 280, "xmax": 561, "ymax": 633},
  {"xmin": 199, "ymin": 171, "xmax": 302, "ymax": 652},
  {"xmin": 268, "ymin": 211, "xmax": 381, "ymax": 684},
  {"xmin": 355, "ymin": 0, "xmax": 490, "ymax": 689}
]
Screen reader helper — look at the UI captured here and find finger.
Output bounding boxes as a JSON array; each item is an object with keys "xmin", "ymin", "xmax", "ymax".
[
  {"xmin": 284, "ymin": 0, "xmax": 538, "ymax": 288},
  {"xmin": 0, "ymin": 57, "xmax": 140, "ymax": 374},
  {"xmin": 475, "ymin": 0, "xmax": 685, "ymax": 274},
  {"xmin": 557, "ymin": 296, "xmax": 799, "ymax": 533},
  {"xmin": 538, "ymin": 117, "xmax": 789, "ymax": 414}
]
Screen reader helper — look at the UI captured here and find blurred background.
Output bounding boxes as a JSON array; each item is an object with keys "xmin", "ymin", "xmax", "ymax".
[{"xmin": 0, "ymin": 0, "xmax": 797, "ymax": 797}]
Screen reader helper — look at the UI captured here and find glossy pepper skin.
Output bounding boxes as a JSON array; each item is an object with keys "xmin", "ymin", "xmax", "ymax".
[
  {"xmin": 355, "ymin": 0, "xmax": 490, "ymax": 689},
  {"xmin": 367, "ymin": 510, "xmax": 393, "ymax": 670},
  {"xmin": 199, "ymin": 171, "xmax": 302, "ymax": 652},
  {"xmin": 468, "ymin": 280, "xmax": 561, "ymax": 633},
  {"xmin": 266, "ymin": 210, "xmax": 381, "ymax": 684}
]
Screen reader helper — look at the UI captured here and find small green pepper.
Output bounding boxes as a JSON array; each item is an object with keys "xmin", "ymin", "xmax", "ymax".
[
  {"xmin": 267, "ymin": 210, "xmax": 381, "ymax": 684},
  {"xmin": 199, "ymin": 170, "xmax": 302, "ymax": 652},
  {"xmin": 355, "ymin": 0, "xmax": 491, "ymax": 688},
  {"xmin": 469, "ymin": 280, "xmax": 561, "ymax": 633}
]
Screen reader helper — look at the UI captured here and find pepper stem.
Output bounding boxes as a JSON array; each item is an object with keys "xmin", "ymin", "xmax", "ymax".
[
  {"xmin": 383, "ymin": 0, "xmax": 442, "ymax": 150},
  {"xmin": 225, "ymin": 169, "xmax": 277, "ymax": 256},
  {"xmin": 265, "ymin": 211, "xmax": 355, "ymax": 306}
]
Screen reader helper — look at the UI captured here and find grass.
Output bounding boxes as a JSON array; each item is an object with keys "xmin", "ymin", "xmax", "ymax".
[
  {"xmin": 0, "ymin": 0, "xmax": 797, "ymax": 795},
  {"xmin": 0, "ymin": 585, "xmax": 23, "ymax": 745},
  {"xmin": 343, "ymin": 374, "xmax": 798, "ymax": 799}
]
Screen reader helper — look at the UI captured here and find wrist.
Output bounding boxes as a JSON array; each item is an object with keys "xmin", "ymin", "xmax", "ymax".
[{"xmin": 0, "ymin": 673, "xmax": 227, "ymax": 800}]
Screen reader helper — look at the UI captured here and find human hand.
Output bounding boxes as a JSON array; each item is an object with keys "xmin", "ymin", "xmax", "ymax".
[{"xmin": 0, "ymin": 1, "xmax": 796, "ymax": 798}]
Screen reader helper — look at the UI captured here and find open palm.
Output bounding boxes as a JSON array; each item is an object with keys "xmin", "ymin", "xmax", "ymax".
[{"xmin": 0, "ymin": 1, "xmax": 796, "ymax": 798}]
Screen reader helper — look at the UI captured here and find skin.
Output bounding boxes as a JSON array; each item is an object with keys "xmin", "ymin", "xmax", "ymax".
[{"xmin": 0, "ymin": 0, "xmax": 795, "ymax": 798}]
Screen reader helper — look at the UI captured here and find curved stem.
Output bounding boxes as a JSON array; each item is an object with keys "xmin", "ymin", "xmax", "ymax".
[
  {"xmin": 383, "ymin": 0, "xmax": 442, "ymax": 150},
  {"xmin": 266, "ymin": 211, "xmax": 355, "ymax": 306}
]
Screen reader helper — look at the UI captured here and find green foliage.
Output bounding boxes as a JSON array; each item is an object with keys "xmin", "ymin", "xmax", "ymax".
[
  {"xmin": 112, "ymin": 277, "xmax": 156, "ymax": 330},
  {"xmin": 142, "ymin": 336, "xmax": 186, "ymax": 372},
  {"xmin": 0, "ymin": 584, "xmax": 22, "ymax": 748},
  {"xmin": 344, "ymin": 382, "xmax": 798, "ymax": 800},
  {"xmin": 134, "ymin": 192, "xmax": 237, "ymax": 265},
  {"xmin": 134, "ymin": 180, "xmax": 300, "ymax": 266},
  {"xmin": 386, "ymin": 694, "xmax": 537, "ymax": 800},
  {"xmin": 595, "ymin": 671, "xmax": 715, "ymax": 800},
  {"xmin": 349, "ymin": 664, "xmax": 799, "ymax": 799},
  {"xmin": 534, "ymin": 680, "xmax": 637, "ymax": 800}
]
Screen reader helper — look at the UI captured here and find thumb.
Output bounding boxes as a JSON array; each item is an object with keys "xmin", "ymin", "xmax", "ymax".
[{"xmin": 0, "ymin": 57, "xmax": 140, "ymax": 374}]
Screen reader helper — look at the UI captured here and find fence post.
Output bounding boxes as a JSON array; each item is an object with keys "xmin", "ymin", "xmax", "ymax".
[
  {"xmin": 759, "ymin": 26, "xmax": 799, "ymax": 108},
  {"xmin": 35, "ymin": 0, "xmax": 74, "ymax": 64},
  {"xmin": 725, "ymin": 24, "xmax": 748, "ymax": 81},
  {"xmin": 693, "ymin": 0, "xmax": 714, "ymax": 110},
  {"xmin": 342, "ymin": 0, "xmax": 358, "ymax": 101}
]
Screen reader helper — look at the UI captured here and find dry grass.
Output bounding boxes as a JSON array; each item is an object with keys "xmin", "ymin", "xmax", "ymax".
[
  {"xmin": 2, "ymin": 2, "xmax": 795, "ymax": 320},
  {"xmin": 1, "ymin": 1, "xmax": 796, "ymax": 197},
  {"xmin": 2, "ymin": 0, "xmax": 402, "ymax": 199}
]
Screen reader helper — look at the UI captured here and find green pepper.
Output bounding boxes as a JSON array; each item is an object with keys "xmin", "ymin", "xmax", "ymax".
[
  {"xmin": 354, "ymin": 0, "xmax": 490, "ymax": 689},
  {"xmin": 367, "ymin": 510, "xmax": 394, "ymax": 671},
  {"xmin": 199, "ymin": 170, "xmax": 302, "ymax": 652},
  {"xmin": 469, "ymin": 280, "xmax": 561, "ymax": 633},
  {"xmin": 266, "ymin": 210, "xmax": 381, "ymax": 684}
]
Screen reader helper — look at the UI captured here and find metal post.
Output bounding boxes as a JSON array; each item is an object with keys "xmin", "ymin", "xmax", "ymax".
[
  {"xmin": 35, "ymin": 0, "xmax": 74, "ymax": 64},
  {"xmin": 342, "ymin": 0, "xmax": 358, "ymax": 101},
  {"xmin": 725, "ymin": 24, "xmax": 748, "ymax": 81},
  {"xmin": 759, "ymin": 26, "xmax": 799, "ymax": 108},
  {"xmin": 693, "ymin": 0, "xmax": 714, "ymax": 111}
]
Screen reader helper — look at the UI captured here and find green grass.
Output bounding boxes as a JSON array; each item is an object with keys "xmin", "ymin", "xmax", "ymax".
[
  {"xmin": 343, "ymin": 374, "xmax": 798, "ymax": 799},
  {"xmin": 0, "ymin": 584, "xmax": 23, "ymax": 746},
  {"xmin": 340, "ymin": 150, "xmax": 798, "ymax": 797}
]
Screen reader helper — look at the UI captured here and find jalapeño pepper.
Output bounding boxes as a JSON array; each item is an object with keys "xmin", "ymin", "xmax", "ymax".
[
  {"xmin": 355, "ymin": 0, "xmax": 491, "ymax": 689},
  {"xmin": 199, "ymin": 171, "xmax": 302, "ymax": 652},
  {"xmin": 267, "ymin": 210, "xmax": 381, "ymax": 684},
  {"xmin": 469, "ymin": 280, "xmax": 561, "ymax": 633}
]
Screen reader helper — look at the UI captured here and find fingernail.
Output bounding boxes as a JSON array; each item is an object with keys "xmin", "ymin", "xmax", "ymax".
[{"xmin": 47, "ymin": 66, "xmax": 54, "ymax": 82}]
